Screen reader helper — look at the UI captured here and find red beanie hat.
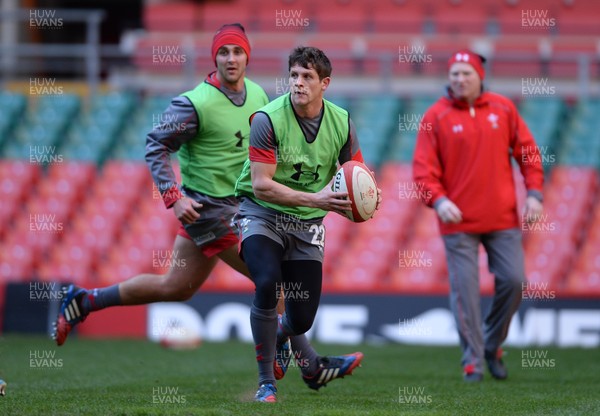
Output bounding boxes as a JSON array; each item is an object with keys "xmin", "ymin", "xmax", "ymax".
[
  {"xmin": 211, "ymin": 23, "xmax": 251, "ymax": 66},
  {"xmin": 448, "ymin": 49, "xmax": 486, "ymax": 81}
]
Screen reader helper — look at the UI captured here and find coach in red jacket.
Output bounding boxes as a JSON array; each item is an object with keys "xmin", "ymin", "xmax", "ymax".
[{"xmin": 413, "ymin": 50, "xmax": 544, "ymax": 382}]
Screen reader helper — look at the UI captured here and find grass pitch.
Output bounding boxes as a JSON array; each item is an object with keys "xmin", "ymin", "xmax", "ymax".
[{"xmin": 0, "ymin": 335, "xmax": 598, "ymax": 415}]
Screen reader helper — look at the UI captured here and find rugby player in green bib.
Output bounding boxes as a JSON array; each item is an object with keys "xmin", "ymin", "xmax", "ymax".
[
  {"xmin": 53, "ymin": 25, "xmax": 361, "ymax": 393},
  {"xmin": 235, "ymin": 46, "xmax": 374, "ymax": 402}
]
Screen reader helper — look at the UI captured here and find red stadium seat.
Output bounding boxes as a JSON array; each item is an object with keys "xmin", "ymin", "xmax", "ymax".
[
  {"xmin": 494, "ymin": 1, "xmax": 559, "ymax": 35},
  {"xmin": 524, "ymin": 251, "xmax": 566, "ymax": 290},
  {"xmin": 0, "ymin": 177, "xmax": 29, "ymax": 207},
  {"xmin": 0, "ymin": 160, "xmax": 41, "ymax": 188},
  {"xmin": 564, "ymin": 270, "xmax": 600, "ymax": 296},
  {"xmin": 199, "ymin": 1, "xmax": 252, "ymax": 32},
  {"xmin": 379, "ymin": 162, "xmax": 413, "ymax": 184},
  {"xmin": 208, "ymin": 261, "xmax": 254, "ymax": 292},
  {"xmin": 432, "ymin": 0, "xmax": 490, "ymax": 35},
  {"xmin": 322, "ymin": 213, "xmax": 351, "ymax": 275},
  {"xmin": 8, "ymin": 215, "xmax": 62, "ymax": 261},
  {"xmin": 411, "ymin": 205, "xmax": 440, "ymax": 239},
  {"xmin": 26, "ymin": 195, "xmax": 74, "ymax": 226},
  {"xmin": 389, "ymin": 261, "xmax": 448, "ymax": 295},
  {"xmin": 96, "ymin": 259, "xmax": 149, "ymax": 287},
  {"xmin": 102, "ymin": 161, "xmax": 151, "ymax": 184},
  {"xmin": 67, "ymin": 211, "xmax": 122, "ymax": 258},
  {"xmin": 81, "ymin": 195, "xmax": 131, "ymax": 222},
  {"xmin": 412, "ymin": 38, "xmax": 472, "ymax": 77},
  {"xmin": 549, "ymin": 166, "xmax": 598, "ymax": 193},
  {"xmin": 247, "ymin": 34, "xmax": 300, "ymax": 76},
  {"xmin": 390, "ymin": 231, "xmax": 448, "ymax": 294},
  {"xmin": 123, "ymin": 227, "xmax": 176, "ymax": 254},
  {"xmin": 555, "ymin": 1, "xmax": 600, "ymax": 35},
  {"xmin": 37, "ymin": 177, "xmax": 85, "ymax": 206},
  {"xmin": 492, "ymin": 39, "xmax": 544, "ymax": 77},
  {"xmin": 0, "ymin": 187, "xmax": 20, "ymax": 239},
  {"xmin": 0, "ymin": 241, "xmax": 35, "ymax": 283},
  {"xmin": 312, "ymin": 0, "xmax": 367, "ymax": 33},
  {"xmin": 370, "ymin": 0, "xmax": 428, "ymax": 33},
  {"xmin": 330, "ymin": 260, "xmax": 388, "ymax": 292},
  {"xmin": 95, "ymin": 240, "xmax": 155, "ymax": 287},
  {"xmin": 143, "ymin": 1, "xmax": 201, "ymax": 32},
  {"xmin": 548, "ymin": 38, "xmax": 598, "ymax": 77},
  {"xmin": 47, "ymin": 161, "xmax": 96, "ymax": 189},
  {"xmin": 37, "ymin": 258, "xmax": 94, "ymax": 286}
]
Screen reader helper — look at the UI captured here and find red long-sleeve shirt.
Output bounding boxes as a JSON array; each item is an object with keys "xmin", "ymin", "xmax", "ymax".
[{"xmin": 413, "ymin": 90, "xmax": 544, "ymax": 235}]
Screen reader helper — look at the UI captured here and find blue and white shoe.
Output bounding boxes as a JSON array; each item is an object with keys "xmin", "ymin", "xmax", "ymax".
[
  {"xmin": 254, "ymin": 383, "xmax": 277, "ymax": 403},
  {"xmin": 51, "ymin": 285, "xmax": 88, "ymax": 346},
  {"xmin": 302, "ymin": 352, "xmax": 364, "ymax": 391}
]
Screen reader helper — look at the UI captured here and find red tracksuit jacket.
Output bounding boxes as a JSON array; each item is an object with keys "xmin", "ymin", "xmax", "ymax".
[{"xmin": 413, "ymin": 89, "xmax": 544, "ymax": 235}]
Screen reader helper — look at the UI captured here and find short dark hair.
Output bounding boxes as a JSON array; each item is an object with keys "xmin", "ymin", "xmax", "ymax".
[{"xmin": 288, "ymin": 46, "xmax": 332, "ymax": 80}]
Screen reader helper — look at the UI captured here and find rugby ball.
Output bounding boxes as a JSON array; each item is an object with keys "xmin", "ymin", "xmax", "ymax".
[
  {"xmin": 159, "ymin": 326, "xmax": 202, "ymax": 350},
  {"xmin": 332, "ymin": 161, "xmax": 378, "ymax": 223}
]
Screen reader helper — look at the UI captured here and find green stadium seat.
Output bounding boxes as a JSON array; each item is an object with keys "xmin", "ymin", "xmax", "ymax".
[
  {"xmin": 350, "ymin": 95, "xmax": 402, "ymax": 167},
  {"xmin": 0, "ymin": 92, "xmax": 27, "ymax": 152}
]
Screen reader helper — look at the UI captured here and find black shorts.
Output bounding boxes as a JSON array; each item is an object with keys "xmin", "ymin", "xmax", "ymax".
[{"xmin": 177, "ymin": 187, "xmax": 239, "ymax": 257}]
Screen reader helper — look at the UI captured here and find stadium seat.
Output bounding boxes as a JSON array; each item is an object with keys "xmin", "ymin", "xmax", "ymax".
[
  {"xmin": 68, "ymin": 212, "xmax": 122, "ymax": 259},
  {"xmin": 370, "ymin": 0, "xmax": 428, "ymax": 33},
  {"xmin": 555, "ymin": 0, "xmax": 600, "ymax": 35},
  {"xmin": 389, "ymin": 258, "xmax": 448, "ymax": 295},
  {"xmin": 311, "ymin": 0, "xmax": 367, "ymax": 33},
  {"xmin": 0, "ymin": 241, "xmax": 35, "ymax": 283},
  {"xmin": 208, "ymin": 261, "xmax": 254, "ymax": 292},
  {"xmin": 8, "ymin": 212, "xmax": 63, "ymax": 261},
  {"xmin": 432, "ymin": 0, "xmax": 490, "ymax": 35},
  {"xmin": 322, "ymin": 213, "xmax": 351, "ymax": 276},
  {"xmin": 0, "ymin": 160, "xmax": 41, "ymax": 189},
  {"xmin": 96, "ymin": 258, "xmax": 150, "ymax": 287},
  {"xmin": 390, "ymin": 230, "xmax": 448, "ymax": 294},
  {"xmin": 37, "ymin": 242, "xmax": 95, "ymax": 286},
  {"xmin": 144, "ymin": 1, "xmax": 200, "ymax": 31},
  {"xmin": 491, "ymin": 39, "xmax": 544, "ymax": 77},
  {"xmin": 101, "ymin": 160, "xmax": 151, "ymax": 185},
  {"xmin": 0, "ymin": 176, "xmax": 28, "ymax": 214},
  {"xmin": 548, "ymin": 38, "xmax": 598, "ymax": 78},
  {"xmin": 0, "ymin": 92, "xmax": 27, "ymax": 149},
  {"xmin": 411, "ymin": 206, "xmax": 440, "ymax": 239},
  {"xmin": 564, "ymin": 270, "xmax": 600, "ymax": 296},
  {"xmin": 494, "ymin": 1, "xmax": 559, "ymax": 35},
  {"xmin": 330, "ymin": 259, "xmax": 388, "ymax": 292}
]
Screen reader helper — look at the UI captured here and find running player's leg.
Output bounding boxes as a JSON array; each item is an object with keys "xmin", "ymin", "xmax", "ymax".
[
  {"xmin": 276, "ymin": 259, "xmax": 363, "ymax": 389},
  {"xmin": 53, "ymin": 235, "xmax": 217, "ymax": 346},
  {"xmin": 241, "ymin": 235, "xmax": 284, "ymax": 391},
  {"xmin": 217, "ymin": 245, "xmax": 284, "ymax": 313},
  {"xmin": 278, "ymin": 260, "xmax": 322, "ymax": 374},
  {"xmin": 217, "ymin": 244, "xmax": 318, "ymax": 379},
  {"xmin": 117, "ymin": 235, "xmax": 217, "ymax": 304}
]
